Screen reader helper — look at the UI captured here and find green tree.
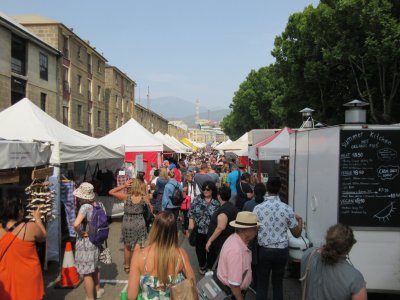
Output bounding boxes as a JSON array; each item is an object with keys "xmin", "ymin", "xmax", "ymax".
[{"xmin": 221, "ymin": 65, "xmax": 285, "ymax": 139}]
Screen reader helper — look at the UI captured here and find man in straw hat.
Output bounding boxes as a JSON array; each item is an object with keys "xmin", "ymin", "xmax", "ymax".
[{"xmin": 214, "ymin": 211, "xmax": 260, "ymax": 300}]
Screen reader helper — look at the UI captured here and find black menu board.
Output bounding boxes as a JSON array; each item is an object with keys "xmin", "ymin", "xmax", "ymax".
[{"xmin": 339, "ymin": 130, "xmax": 400, "ymax": 228}]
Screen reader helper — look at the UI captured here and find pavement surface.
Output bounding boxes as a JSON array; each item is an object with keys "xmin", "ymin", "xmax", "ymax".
[{"xmin": 42, "ymin": 219, "xmax": 396, "ymax": 300}]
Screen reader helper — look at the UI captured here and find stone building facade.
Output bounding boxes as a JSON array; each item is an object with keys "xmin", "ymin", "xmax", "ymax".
[
  {"xmin": 13, "ymin": 15, "xmax": 108, "ymax": 137},
  {"xmin": 134, "ymin": 103, "xmax": 169, "ymax": 134},
  {"xmin": 0, "ymin": 12, "xmax": 59, "ymax": 117},
  {"xmin": 105, "ymin": 65, "xmax": 135, "ymax": 133},
  {"xmin": 168, "ymin": 123, "xmax": 187, "ymax": 141}
]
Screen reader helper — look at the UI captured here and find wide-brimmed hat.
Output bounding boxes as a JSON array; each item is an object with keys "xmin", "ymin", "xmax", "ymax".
[
  {"xmin": 229, "ymin": 211, "xmax": 261, "ymax": 228},
  {"xmin": 73, "ymin": 182, "xmax": 95, "ymax": 200}
]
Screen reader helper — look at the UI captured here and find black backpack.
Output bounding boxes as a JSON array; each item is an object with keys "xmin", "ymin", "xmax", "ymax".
[{"xmin": 169, "ymin": 182, "xmax": 184, "ymax": 206}]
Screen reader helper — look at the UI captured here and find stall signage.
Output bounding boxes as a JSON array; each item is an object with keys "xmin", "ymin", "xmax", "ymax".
[{"xmin": 339, "ymin": 130, "xmax": 400, "ymax": 228}]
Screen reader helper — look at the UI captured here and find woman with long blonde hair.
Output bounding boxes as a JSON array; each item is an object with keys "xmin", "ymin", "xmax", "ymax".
[
  {"xmin": 127, "ymin": 211, "xmax": 195, "ymax": 300},
  {"xmin": 109, "ymin": 178, "xmax": 152, "ymax": 273}
]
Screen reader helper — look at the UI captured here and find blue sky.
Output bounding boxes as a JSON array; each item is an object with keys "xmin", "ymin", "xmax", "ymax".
[{"xmin": 2, "ymin": 0, "xmax": 319, "ymax": 110}]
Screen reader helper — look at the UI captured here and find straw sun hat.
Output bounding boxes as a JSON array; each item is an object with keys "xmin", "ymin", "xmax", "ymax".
[
  {"xmin": 229, "ymin": 211, "xmax": 261, "ymax": 228},
  {"xmin": 73, "ymin": 182, "xmax": 95, "ymax": 200}
]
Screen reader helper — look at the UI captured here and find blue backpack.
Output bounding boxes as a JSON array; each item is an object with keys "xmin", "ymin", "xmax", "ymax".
[{"xmin": 88, "ymin": 202, "xmax": 109, "ymax": 245}]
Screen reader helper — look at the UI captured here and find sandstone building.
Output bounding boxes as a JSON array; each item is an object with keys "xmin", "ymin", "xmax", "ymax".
[
  {"xmin": 14, "ymin": 15, "xmax": 108, "ymax": 137},
  {"xmin": 0, "ymin": 12, "xmax": 59, "ymax": 117}
]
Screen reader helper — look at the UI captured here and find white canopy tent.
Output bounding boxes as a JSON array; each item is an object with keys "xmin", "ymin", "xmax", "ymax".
[
  {"xmin": 219, "ymin": 133, "xmax": 248, "ymax": 151},
  {"xmin": 165, "ymin": 134, "xmax": 192, "ymax": 153},
  {"xmin": 100, "ymin": 118, "xmax": 173, "ymax": 152},
  {"xmin": 154, "ymin": 132, "xmax": 184, "ymax": 153},
  {"xmin": 215, "ymin": 139, "xmax": 232, "ymax": 150},
  {"xmin": 0, "ymin": 98, "xmax": 124, "ymax": 164},
  {"xmin": 248, "ymin": 127, "xmax": 293, "ymax": 160},
  {"xmin": 0, "ymin": 139, "xmax": 51, "ymax": 169}
]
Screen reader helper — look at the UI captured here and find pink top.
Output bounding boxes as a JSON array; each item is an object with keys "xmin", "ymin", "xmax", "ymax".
[{"xmin": 216, "ymin": 233, "xmax": 252, "ymax": 290}]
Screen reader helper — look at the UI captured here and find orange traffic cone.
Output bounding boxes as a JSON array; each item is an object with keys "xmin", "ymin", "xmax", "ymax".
[{"xmin": 56, "ymin": 241, "xmax": 81, "ymax": 288}]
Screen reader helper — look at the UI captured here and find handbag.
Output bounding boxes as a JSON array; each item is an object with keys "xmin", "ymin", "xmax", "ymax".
[
  {"xmin": 99, "ymin": 240, "xmax": 112, "ymax": 264},
  {"xmin": 196, "ymin": 274, "xmax": 229, "ymax": 300},
  {"xmin": 180, "ymin": 195, "xmax": 191, "ymax": 211},
  {"xmin": 189, "ymin": 226, "xmax": 198, "ymax": 246},
  {"xmin": 170, "ymin": 249, "xmax": 199, "ymax": 300},
  {"xmin": 142, "ymin": 202, "xmax": 154, "ymax": 230},
  {"xmin": 299, "ymin": 248, "xmax": 319, "ymax": 300}
]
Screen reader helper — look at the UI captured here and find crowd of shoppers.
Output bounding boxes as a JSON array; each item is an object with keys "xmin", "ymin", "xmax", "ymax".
[{"xmin": 0, "ymin": 150, "xmax": 368, "ymax": 300}]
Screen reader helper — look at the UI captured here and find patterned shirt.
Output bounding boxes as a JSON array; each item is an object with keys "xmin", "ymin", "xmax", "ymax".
[
  {"xmin": 187, "ymin": 195, "xmax": 220, "ymax": 234},
  {"xmin": 254, "ymin": 195, "xmax": 297, "ymax": 249}
]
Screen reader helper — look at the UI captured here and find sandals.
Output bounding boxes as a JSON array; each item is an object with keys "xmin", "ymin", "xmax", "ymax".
[{"xmin": 124, "ymin": 265, "xmax": 130, "ymax": 274}]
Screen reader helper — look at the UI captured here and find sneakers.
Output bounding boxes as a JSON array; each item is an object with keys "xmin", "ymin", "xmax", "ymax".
[
  {"xmin": 199, "ymin": 267, "xmax": 207, "ymax": 275},
  {"xmin": 96, "ymin": 288, "xmax": 105, "ymax": 299}
]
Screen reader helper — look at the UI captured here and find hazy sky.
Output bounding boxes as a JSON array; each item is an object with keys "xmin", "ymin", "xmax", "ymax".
[{"xmin": 2, "ymin": 0, "xmax": 319, "ymax": 110}]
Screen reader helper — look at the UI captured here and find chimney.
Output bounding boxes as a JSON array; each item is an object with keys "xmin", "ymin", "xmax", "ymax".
[
  {"xmin": 299, "ymin": 107, "xmax": 315, "ymax": 129},
  {"xmin": 343, "ymin": 99, "xmax": 369, "ymax": 124}
]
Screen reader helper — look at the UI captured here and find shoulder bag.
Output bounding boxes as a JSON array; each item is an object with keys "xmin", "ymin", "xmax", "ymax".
[
  {"xmin": 170, "ymin": 249, "xmax": 199, "ymax": 300},
  {"xmin": 299, "ymin": 248, "xmax": 319, "ymax": 300},
  {"xmin": 99, "ymin": 240, "xmax": 112, "ymax": 264}
]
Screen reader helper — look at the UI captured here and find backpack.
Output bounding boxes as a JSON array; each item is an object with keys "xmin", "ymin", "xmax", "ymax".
[
  {"xmin": 169, "ymin": 182, "xmax": 184, "ymax": 206},
  {"xmin": 88, "ymin": 202, "xmax": 109, "ymax": 245}
]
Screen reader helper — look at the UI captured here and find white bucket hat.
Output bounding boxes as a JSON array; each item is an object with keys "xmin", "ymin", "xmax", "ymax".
[
  {"xmin": 73, "ymin": 182, "xmax": 95, "ymax": 200},
  {"xmin": 229, "ymin": 211, "xmax": 261, "ymax": 228}
]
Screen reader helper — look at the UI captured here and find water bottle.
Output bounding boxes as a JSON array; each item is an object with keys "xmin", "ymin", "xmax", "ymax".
[{"xmin": 120, "ymin": 284, "xmax": 128, "ymax": 300}]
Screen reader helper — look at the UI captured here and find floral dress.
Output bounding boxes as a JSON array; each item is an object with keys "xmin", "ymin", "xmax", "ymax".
[
  {"xmin": 187, "ymin": 195, "xmax": 220, "ymax": 234},
  {"xmin": 138, "ymin": 250, "xmax": 185, "ymax": 299},
  {"xmin": 121, "ymin": 196, "xmax": 147, "ymax": 248},
  {"xmin": 75, "ymin": 203, "xmax": 105, "ymax": 275}
]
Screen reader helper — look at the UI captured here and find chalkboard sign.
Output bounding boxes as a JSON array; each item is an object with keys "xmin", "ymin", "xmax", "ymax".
[{"xmin": 339, "ymin": 130, "xmax": 400, "ymax": 228}]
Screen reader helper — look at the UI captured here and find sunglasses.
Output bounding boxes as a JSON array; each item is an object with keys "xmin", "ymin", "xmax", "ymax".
[{"xmin": 203, "ymin": 188, "xmax": 211, "ymax": 191}]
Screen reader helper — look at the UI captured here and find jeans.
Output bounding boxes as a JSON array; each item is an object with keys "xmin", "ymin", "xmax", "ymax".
[{"xmin": 256, "ymin": 247, "xmax": 289, "ymax": 300}]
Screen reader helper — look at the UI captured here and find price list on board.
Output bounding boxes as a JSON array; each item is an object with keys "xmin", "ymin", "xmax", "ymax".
[{"xmin": 339, "ymin": 130, "xmax": 400, "ymax": 228}]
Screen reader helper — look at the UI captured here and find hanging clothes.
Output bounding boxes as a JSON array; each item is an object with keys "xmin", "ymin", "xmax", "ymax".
[{"xmin": 60, "ymin": 181, "xmax": 77, "ymax": 237}]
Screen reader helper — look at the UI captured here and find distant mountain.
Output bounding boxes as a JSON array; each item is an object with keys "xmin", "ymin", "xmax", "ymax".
[
  {"xmin": 175, "ymin": 109, "xmax": 230, "ymax": 127},
  {"xmin": 138, "ymin": 96, "xmax": 230, "ymax": 126}
]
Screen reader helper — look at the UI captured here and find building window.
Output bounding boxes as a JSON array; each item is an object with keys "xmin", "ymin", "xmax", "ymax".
[
  {"xmin": 126, "ymin": 101, "xmax": 129, "ymax": 112},
  {"xmin": 88, "ymin": 108, "xmax": 92, "ymax": 134},
  {"xmin": 40, "ymin": 93, "xmax": 46, "ymax": 111},
  {"xmin": 11, "ymin": 76, "xmax": 26, "ymax": 105},
  {"xmin": 115, "ymin": 95, "xmax": 118, "ymax": 108},
  {"xmin": 97, "ymin": 86, "xmax": 102, "ymax": 101},
  {"xmin": 97, "ymin": 110, "xmax": 101, "ymax": 128},
  {"xmin": 77, "ymin": 46, "xmax": 81, "ymax": 59},
  {"xmin": 39, "ymin": 53, "xmax": 48, "ymax": 80},
  {"xmin": 97, "ymin": 60, "xmax": 101, "ymax": 73},
  {"xmin": 87, "ymin": 53, "xmax": 92, "ymax": 73},
  {"xmin": 77, "ymin": 75, "xmax": 82, "ymax": 93},
  {"xmin": 88, "ymin": 80, "xmax": 92, "ymax": 100},
  {"xmin": 77, "ymin": 104, "xmax": 82, "ymax": 126},
  {"xmin": 63, "ymin": 35, "xmax": 69, "ymax": 58},
  {"xmin": 11, "ymin": 35, "xmax": 26, "ymax": 75},
  {"xmin": 63, "ymin": 106, "xmax": 69, "ymax": 125},
  {"xmin": 115, "ymin": 116, "xmax": 119, "ymax": 129}
]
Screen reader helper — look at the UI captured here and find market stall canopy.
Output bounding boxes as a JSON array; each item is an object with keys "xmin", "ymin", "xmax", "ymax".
[
  {"xmin": 248, "ymin": 127, "xmax": 294, "ymax": 161},
  {"xmin": 219, "ymin": 133, "xmax": 248, "ymax": 151},
  {"xmin": 215, "ymin": 139, "xmax": 232, "ymax": 150},
  {"xmin": 0, "ymin": 139, "xmax": 51, "ymax": 169},
  {"xmin": 0, "ymin": 98, "xmax": 124, "ymax": 164},
  {"xmin": 100, "ymin": 118, "xmax": 173, "ymax": 152},
  {"xmin": 166, "ymin": 134, "xmax": 192, "ymax": 153},
  {"xmin": 154, "ymin": 132, "xmax": 184, "ymax": 153},
  {"xmin": 181, "ymin": 138, "xmax": 197, "ymax": 151}
]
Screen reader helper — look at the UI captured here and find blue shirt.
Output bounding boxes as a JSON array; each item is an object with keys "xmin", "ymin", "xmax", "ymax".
[
  {"xmin": 162, "ymin": 179, "xmax": 182, "ymax": 209},
  {"xmin": 254, "ymin": 195, "xmax": 297, "ymax": 248},
  {"xmin": 227, "ymin": 170, "xmax": 242, "ymax": 193}
]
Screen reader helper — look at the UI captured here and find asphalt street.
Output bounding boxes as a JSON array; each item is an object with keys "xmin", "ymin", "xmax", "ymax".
[
  {"xmin": 42, "ymin": 219, "xmax": 396, "ymax": 300},
  {"xmin": 42, "ymin": 219, "xmax": 302, "ymax": 300}
]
